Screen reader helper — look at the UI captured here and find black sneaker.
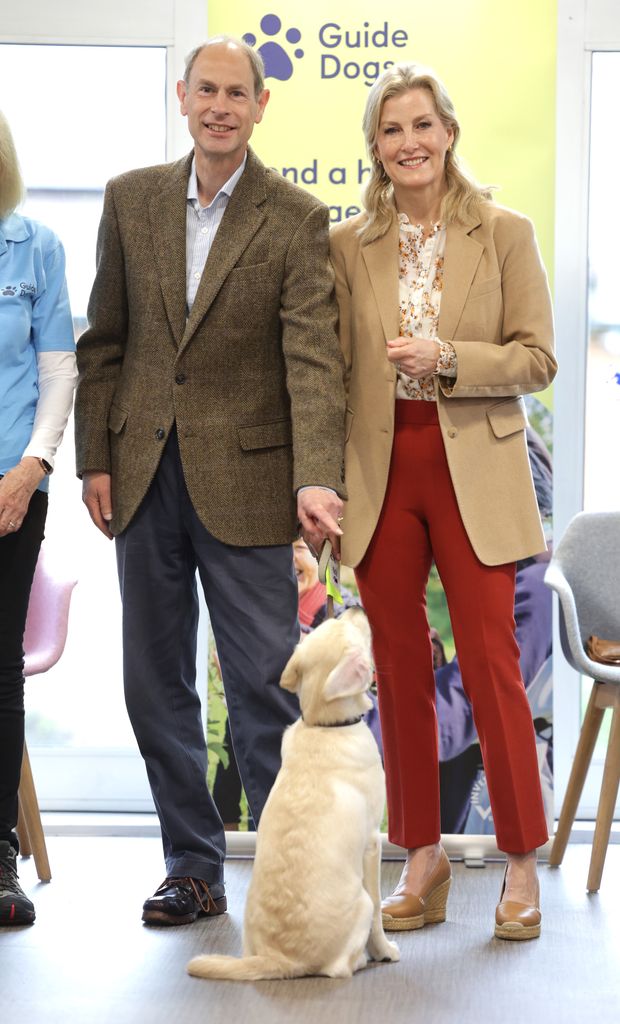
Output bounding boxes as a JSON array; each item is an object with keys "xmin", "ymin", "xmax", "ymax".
[
  {"xmin": 0, "ymin": 841, "xmax": 36, "ymax": 926},
  {"xmin": 142, "ymin": 876, "xmax": 227, "ymax": 926}
]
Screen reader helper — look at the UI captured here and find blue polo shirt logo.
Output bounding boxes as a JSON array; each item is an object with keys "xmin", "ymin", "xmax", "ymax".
[{"xmin": 1, "ymin": 281, "xmax": 36, "ymax": 296}]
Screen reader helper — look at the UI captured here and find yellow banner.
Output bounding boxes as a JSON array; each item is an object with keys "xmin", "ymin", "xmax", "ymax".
[{"xmin": 207, "ymin": 1, "xmax": 557, "ymax": 276}]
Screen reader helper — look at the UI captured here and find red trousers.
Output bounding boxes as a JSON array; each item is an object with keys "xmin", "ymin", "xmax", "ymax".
[{"xmin": 355, "ymin": 401, "xmax": 548, "ymax": 853}]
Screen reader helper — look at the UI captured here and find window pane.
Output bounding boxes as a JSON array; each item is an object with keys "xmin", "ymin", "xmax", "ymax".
[
  {"xmin": 1, "ymin": 44, "xmax": 166, "ymax": 807},
  {"xmin": 585, "ymin": 52, "xmax": 620, "ymax": 514},
  {"xmin": 0, "ymin": 44, "xmax": 166, "ymax": 188},
  {"xmin": 583, "ymin": 51, "xmax": 620, "ymax": 766}
]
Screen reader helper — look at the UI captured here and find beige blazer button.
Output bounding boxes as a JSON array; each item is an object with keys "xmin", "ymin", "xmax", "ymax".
[{"xmin": 447, "ymin": 427, "xmax": 458, "ymax": 438}]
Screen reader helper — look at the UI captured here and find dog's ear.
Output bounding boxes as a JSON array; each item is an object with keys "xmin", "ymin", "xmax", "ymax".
[
  {"xmin": 280, "ymin": 645, "xmax": 302, "ymax": 693},
  {"xmin": 323, "ymin": 646, "xmax": 371, "ymax": 702}
]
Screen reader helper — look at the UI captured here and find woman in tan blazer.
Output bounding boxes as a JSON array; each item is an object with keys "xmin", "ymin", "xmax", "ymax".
[{"xmin": 330, "ymin": 64, "xmax": 557, "ymax": 940}]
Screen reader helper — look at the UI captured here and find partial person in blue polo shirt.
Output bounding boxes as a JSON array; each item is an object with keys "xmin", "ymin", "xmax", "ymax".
[{"xmin": 0, "ymin": 110, "xmax": 77, "ymax": 926}]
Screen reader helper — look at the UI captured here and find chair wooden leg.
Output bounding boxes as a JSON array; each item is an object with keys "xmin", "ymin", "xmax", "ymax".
[
  {"xmin": 18, "ymin": 743, "xmax": 51, "ymax": 882},
  {"xmin": 16, "ymin": 794, "xmax": 33, "ymax": 856},
  {"xmin": 549, "ymin": 682, "xmax": 605, "ymax": 867},
  {"xmin": 587, "ymin": 706, "xmax": 620, "ymax": 892}
]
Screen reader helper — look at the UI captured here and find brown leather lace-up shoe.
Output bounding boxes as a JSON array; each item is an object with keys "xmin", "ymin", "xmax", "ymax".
[
  {"xmin": 142, "ymin": 877, "xmax": 227, "ymax": 926},
  {"xmin": 382, "ymin": 846, "xmax": 452, "ymax": 931}
]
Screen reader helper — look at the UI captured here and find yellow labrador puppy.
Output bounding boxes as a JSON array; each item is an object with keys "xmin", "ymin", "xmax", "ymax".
[{"xmin": 188, "ymin": 608, "xmax": 399, "ymax": 980}]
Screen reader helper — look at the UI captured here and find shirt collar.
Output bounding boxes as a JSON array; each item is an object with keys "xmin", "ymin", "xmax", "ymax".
[
  {"xmin": 0, "ymin": 212, "xmax": 30, "ymax": 251},
  {"xmin": 187, "ymin": 152, "xmax": 248, "ymax": 210}
]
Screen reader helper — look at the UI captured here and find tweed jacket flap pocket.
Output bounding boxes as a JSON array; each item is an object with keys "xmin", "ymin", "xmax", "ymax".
[
  {"xmin": 486, "ymin": 397, "xmax": 527, "ymax": 438},
  {"xmin": 238, "ymin": 418, "xmax": 293, "ymax": 451},
  {"xmin": 108, "ymin": 403, "xmax": 128, "ymax": 434}
]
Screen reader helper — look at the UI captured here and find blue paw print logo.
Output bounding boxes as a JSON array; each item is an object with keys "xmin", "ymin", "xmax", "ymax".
[
  {"xmin": 243, "ymin": 14, "xmax": 304, "ymax": 81},
  {"xmin": 2, "ymin": 285, "xmax": 17, "ymax": 296}
]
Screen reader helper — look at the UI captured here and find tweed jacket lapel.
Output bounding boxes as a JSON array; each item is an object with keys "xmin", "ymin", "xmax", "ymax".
[
  {"xmin": 361, "ymin": 214, "xmax": 400, "ymax": 344},
  {"xmin": 149, "ymin": 154, "xmax": 193, "ymax": 348},
  {"xmin": 438, "ymin": 213, "xmax": 483, "ymax": 341},
  {"xmin": 179, "ymin": 148, "xmax": 268, "ymax": 354}
]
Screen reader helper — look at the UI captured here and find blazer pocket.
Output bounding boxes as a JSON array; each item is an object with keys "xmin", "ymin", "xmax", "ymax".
[
  {"xmin": 238, "ymin": 418, "xmax": 293, "ymax": 451},
  {"xmin": 221, "ymin": 264, "xmax": 271, "ymax": 320},
  {"xmin": 486, "ymin": 397, "xmax": 527, "ymax": 438},
  {"xmin": 468, "ymin": 273, "xmax": 502, "ymax": 299},
  {"xmin": 108, "ymin": 403, "xmax": 128, "ymax": 435}
]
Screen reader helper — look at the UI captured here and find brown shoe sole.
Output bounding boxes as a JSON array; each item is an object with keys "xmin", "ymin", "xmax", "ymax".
[{"xmin": 494, "ymin": 920, "xmax": 541, "ymax": 941}]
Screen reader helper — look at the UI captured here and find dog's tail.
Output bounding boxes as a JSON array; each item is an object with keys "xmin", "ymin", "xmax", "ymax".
[{"xmin": 187, "ymin": 953, "xmax": 302, "ymax": 981}]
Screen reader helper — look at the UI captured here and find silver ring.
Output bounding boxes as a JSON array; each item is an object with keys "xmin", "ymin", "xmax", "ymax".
[
  {"xmin": 396, "ymin": 362, "xmax": 401, "ymax": 372},
  {"xmin": 8, "ymin": 520, "xmax": 16, "ymax": 529}
]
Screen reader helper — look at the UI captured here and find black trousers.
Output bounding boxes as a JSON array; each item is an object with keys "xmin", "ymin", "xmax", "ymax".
[{"xmin": 0, "ymin": 487, "xmax": 47, "ymax": 850}]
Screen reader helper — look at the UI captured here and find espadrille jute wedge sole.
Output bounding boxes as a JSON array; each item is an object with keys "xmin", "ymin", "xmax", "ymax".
[
  {"xmin": 381, "ymin": 849, "xmax": 452, "ymax": 932},
  {"xmin": 494, "ymin": 918, "xmax": 541, "ymax": 941}
]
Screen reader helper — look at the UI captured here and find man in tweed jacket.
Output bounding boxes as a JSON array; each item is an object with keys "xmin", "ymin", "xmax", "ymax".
[{"xmin": 75, "ymin": 37, "xmax": 346, "ymax": 925}]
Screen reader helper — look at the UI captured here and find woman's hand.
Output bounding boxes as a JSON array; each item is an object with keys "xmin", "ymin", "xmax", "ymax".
[
  {"xmin": 386, "ymin": 336, "xmax": 441, "ymax": 378},
  {"xmin": 0, "ymin": 458, "xmax": 46, "ymax": 536}
]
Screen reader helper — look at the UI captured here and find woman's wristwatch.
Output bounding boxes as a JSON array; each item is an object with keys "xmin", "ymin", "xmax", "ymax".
[{"xmin": 36, "ymin": 457, "xmax": 53, "ymax": 475}]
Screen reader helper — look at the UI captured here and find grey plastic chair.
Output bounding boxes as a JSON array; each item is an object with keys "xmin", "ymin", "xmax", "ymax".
[{"xmin": 544, "ymin": 510, "xmax": 620, "ymax": 891}]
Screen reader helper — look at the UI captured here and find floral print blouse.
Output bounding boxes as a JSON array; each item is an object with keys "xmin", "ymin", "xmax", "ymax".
[{"xmin": 397, "ymin": 214, "xmax": 457, "ymax": 401}]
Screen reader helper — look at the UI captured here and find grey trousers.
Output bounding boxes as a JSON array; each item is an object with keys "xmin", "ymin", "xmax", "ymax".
[{"xmin": 115, "ymin": 429, "xmax": 299, "ymax": 889}]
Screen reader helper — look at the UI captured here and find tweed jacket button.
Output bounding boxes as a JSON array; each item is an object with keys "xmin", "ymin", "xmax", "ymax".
[
  {"xmin": 175, "ymin": 373, "xmax": 186, "ymax": 384},
  {"xmin": 447, "ymin": 427, "xmax": 457, "ymax": 438},
  {"xmin": 155, "ymin": 428, "xmax": 165, "ymax": 440}
]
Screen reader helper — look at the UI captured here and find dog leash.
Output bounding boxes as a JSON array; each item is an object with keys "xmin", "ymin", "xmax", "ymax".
[{"xmin": 317, "ymin": 539, "xmax": 342, "ymax": 620}]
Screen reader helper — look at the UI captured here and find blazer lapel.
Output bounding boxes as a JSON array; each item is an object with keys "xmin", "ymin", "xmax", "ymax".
[
  {"xmin": 179, "ymin": 150, "xmax": 268, "ymax": 352},
  {"xmin": 149, "ymin": 154, "xmax": 193, "ymax": 348},
  {"xmin": 438, "ymin": 215, "xmax": 484, "ymax": 340},
  {"xmin": 361, "ymin": 216, "xmax": 400, "ymax": 343}
]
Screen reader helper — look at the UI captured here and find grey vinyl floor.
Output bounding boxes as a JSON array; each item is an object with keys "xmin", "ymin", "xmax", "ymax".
[{"xmin": 1, "ymin": 837, "xmax": 618, "ymax": 1024}]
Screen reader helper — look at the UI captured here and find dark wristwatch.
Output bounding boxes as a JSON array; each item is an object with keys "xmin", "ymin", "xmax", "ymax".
[{"xmin": 37, "ymin": 457, "xmax": 53, "ymax": 475}]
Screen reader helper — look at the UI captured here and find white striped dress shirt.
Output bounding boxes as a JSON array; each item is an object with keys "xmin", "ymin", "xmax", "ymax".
[{"xmin": 185, "ymin": 153, "xmax": 247, "ymax": 313}]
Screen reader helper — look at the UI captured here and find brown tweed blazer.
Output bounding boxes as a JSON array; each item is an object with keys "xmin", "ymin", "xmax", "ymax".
[
  {"xmin": 330, "ymin": 203, "xmax": 557, "ymax": 568},
  {"xmin": 75, "ymin": 148, "xmax": 346, "ymax": 545}
]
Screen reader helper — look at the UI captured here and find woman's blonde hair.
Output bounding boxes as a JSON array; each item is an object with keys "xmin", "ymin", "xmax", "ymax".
[
  {"xmin": 0, "ymin": 111, "xmax": 25, "ymax": 220},
  {"xmin": 360, "ymin": 63, "xmax": 493, "ymax": 244}
]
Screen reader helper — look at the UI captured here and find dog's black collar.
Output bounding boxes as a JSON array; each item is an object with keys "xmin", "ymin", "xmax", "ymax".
[{"xmin": 301, "ymin": 715, "xmax": 364, "ymax": 728}]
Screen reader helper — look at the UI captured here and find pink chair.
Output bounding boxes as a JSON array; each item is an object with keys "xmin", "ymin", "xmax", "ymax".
[{"xmin": 16, "ymin": 547, "xmax": 77, "ymax": 881}]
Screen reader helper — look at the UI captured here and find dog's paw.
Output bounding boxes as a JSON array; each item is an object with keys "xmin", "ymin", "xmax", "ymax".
[{"xmin": 378, "ymin": 940, "xmax": 400, "ymax": 963}]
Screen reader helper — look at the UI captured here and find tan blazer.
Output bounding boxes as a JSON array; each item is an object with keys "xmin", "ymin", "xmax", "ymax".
[
  {"xmin": 330, "ymin": 204, "xmax": 557, "ymax": 568},
  {"xmin": 75, "ymin": 149, "xmax": 346, "ymax": 545}
]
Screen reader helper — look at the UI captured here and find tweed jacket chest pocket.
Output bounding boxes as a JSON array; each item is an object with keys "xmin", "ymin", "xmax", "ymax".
[{"xmin": 214, "ymin": 262, "xmax": 273, "ymax": 325}]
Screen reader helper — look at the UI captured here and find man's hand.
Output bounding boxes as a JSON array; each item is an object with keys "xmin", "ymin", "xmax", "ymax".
[
  {"xmin": 297, "ymin": 487, "xmax": 344, "ymax": 559},
  {"xmin": 0, "ymin": 458, "xmax": 46, "ymax": 537},
  {"xmin": 82, "ymin": 471, "xmax": 114, "ymax": 539},
  {"xmin": 386, "ymin": 336, "xmax": 440, "ymax": 378}
]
